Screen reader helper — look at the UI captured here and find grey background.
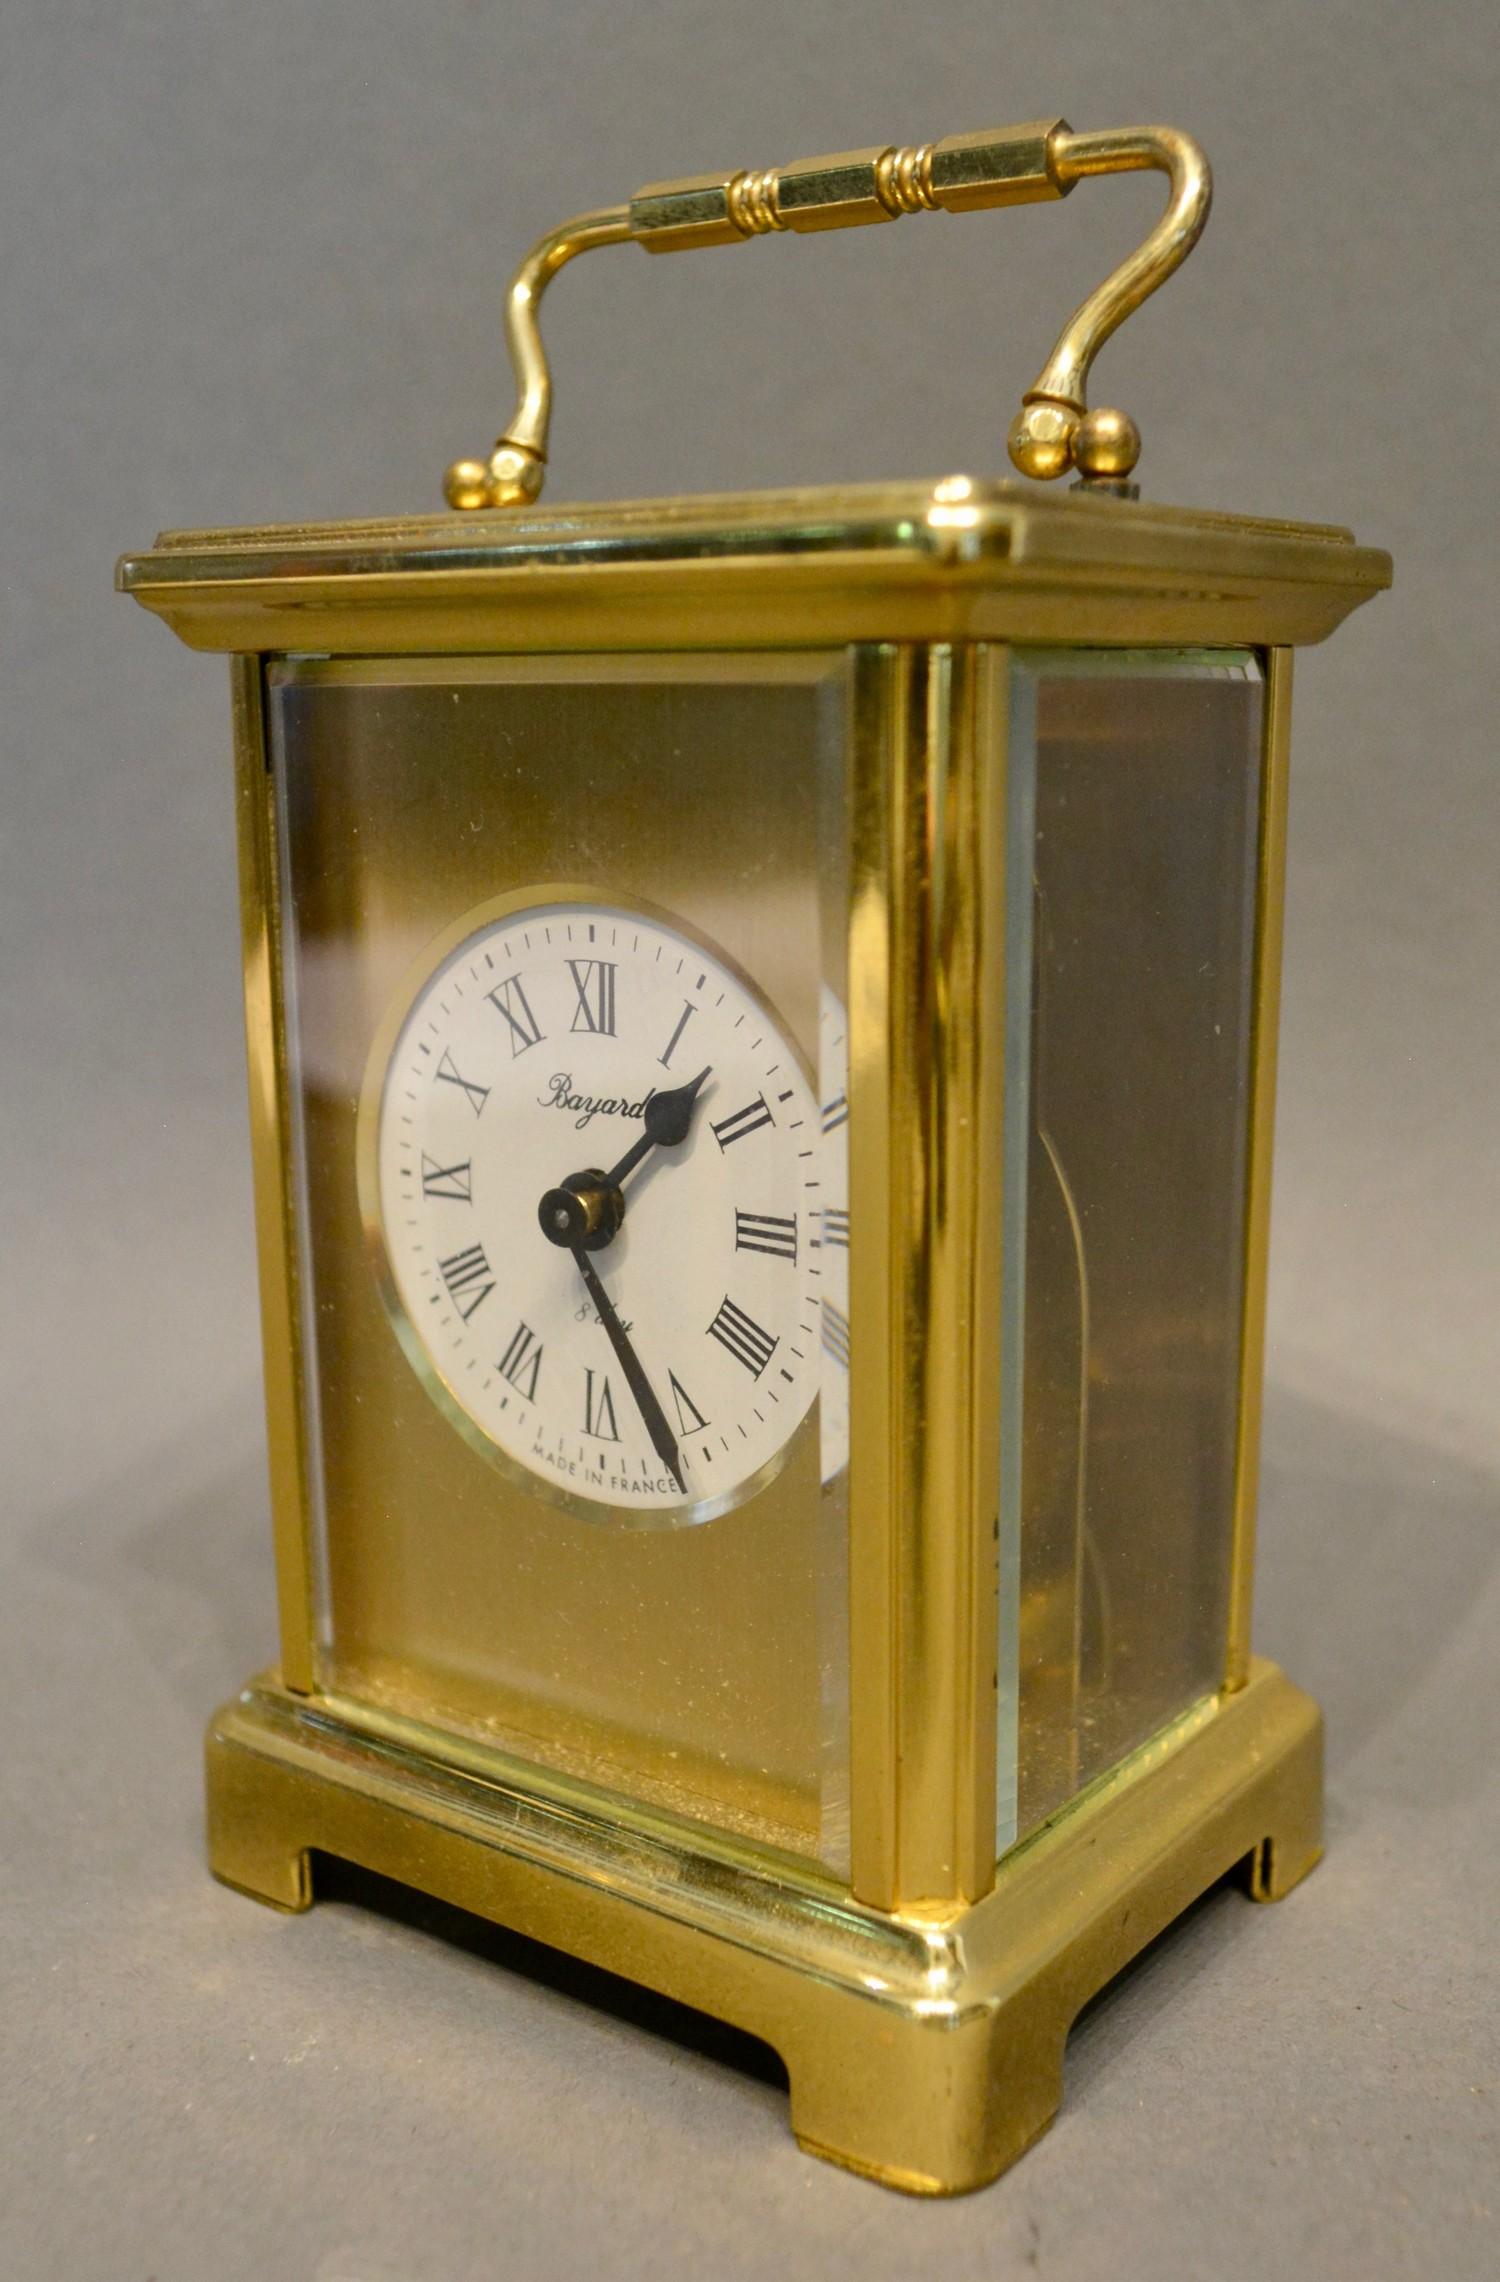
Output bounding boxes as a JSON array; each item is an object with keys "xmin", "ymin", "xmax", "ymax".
[{"xmin": 2, "ymin": 3, "xmax": 1496, "ymax": 2276}]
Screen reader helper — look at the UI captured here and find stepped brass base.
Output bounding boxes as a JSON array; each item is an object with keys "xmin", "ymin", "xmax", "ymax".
[{"xmin": 206, "ymin": 1657, "xmax": 1321, "ymax": 2195}]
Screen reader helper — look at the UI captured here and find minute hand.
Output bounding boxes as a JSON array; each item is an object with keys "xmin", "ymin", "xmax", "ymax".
[{"xmin": 570, "ymin": 1245, "xmax": 684, "ymax": 1495}]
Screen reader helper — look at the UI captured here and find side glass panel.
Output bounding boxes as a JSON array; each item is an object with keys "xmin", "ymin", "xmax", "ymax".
[
  {"xmin": 1004, "ymin": 652, "xmax": 1265, "ymax": 1848},
  {"xmin": 268, "ymin": 655, "xmax": 851, "ymax": 1873}
]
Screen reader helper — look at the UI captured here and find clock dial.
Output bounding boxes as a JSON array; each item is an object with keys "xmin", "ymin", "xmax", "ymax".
[{"xmin": 362, "ymin": 896, "xmax": 824, "ymax": 1523}]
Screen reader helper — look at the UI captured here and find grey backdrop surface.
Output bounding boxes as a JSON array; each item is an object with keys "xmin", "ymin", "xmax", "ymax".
[{"xmin": 2, "ymin": 4, "xmax": 1496, "ymax": 2278}]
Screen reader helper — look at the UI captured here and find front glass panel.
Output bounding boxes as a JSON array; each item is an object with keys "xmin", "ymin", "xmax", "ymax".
[
  {"xmin": 269, "ymin": 656, "xmax": 851, "ymax": 1872},
  {"xmin": 1005, "ymin": 651, "xmax": 1266, "ymax": 1848}
]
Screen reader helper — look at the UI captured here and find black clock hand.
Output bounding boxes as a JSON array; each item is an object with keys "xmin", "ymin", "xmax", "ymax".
[
  {"xmin": 570, "ymin": 1245, "xmax": 684, "ymax": 1495},
  {"xmin": 536, "ymin": 1066, "xmax": 710, "ymax": 1497},
  {"xmin": 538, "ymin": 1065, "xmax": 712, "ymax": 1252},
  {"xmin": 601, "ymin": 1065, "xmax": 711, "ymax": 1191}
]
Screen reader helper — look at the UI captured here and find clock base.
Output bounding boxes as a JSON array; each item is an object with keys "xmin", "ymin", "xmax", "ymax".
[{"xmin": 205, "ymin": 1659, "xmax": 1321, "ymax": 2196}]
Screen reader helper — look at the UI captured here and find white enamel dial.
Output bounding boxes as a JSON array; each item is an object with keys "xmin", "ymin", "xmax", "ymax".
[{"xmin": 363, "ymin": 896, "xmax": 825, "ymax": 1523}]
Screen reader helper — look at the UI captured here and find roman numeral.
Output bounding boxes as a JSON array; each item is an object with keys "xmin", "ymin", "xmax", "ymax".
[
  {"xmin": 821, "ymin": 1093, "xmax": 848, "ymax": 1134},
  {"xmin": 420, "ymin": 1153, "xmax": 472, "ymax": 1201},
  {"xmin": 707, "ymin": 1294, "xmax": 778, "ymax": 1379},
  {"xmin": 435, "ymin": 1049, "xmax": 488, "ymax": 1115},
  {"xmin": 822, "ymin": 1300, "xmax": 851, "ymax": 1370},
  {"xmin": 583, "ymin": 1367, "xmax": 620, "ymax": 1441},
  {"xmin": 497, "ymin": 1320, "xmax": 543, "ymax": 1402},
  {"xmin": 437, "ymin": 1243, "xmax": 494, "ymax": 1320},
  {"xmin": 487, "ymin": 974, "xmax": 545, "ymax": 1056},
  {"xmin": 711, "ymin": 1095, "xmax": 774, "ymax": 1151},
  {"xmin": 668, "ymin": 1371, "xmax": 710, "ymax": 1434},
  {"xmin": 658, "ymin": 999, "xmax": 698, "ymax": 1069},
  {"xmin": 567, "ymin": 958, "xmax": 617, "ymax": 1036},
  {"xmin": 734, "ymin": 1209, "xmax": 798, "ymax": 1263},
  {"xmin": 822, "ymin": 1207, "xmax": 848, "ymax": 1247}
]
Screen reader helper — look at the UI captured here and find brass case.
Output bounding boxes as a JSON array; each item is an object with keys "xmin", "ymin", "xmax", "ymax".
[{"xmin": 120, "ymin": 476, "xmax": 1388, "ymax": 2192}]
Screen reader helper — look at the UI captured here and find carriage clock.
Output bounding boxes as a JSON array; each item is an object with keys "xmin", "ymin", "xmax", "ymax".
[{"xmin": 119, "ymin": 118, "xmax": 1390, "ymax": 2193}]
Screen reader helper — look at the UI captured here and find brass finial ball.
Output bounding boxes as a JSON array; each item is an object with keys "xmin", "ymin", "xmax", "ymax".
[
  {"xmin": 1007, "ymin": 399, "xmax": 1080, "ymax": 482},
  {"xmin": 442, "ymin": 442, "xmax": 546, "ymax": 511},
  {"xmin": 1072, "ymin": 407, "xmax": 1142, "ymax": 481},
  {"xmin": 485, "ymin": 442, "xmax": 546, "ymax": 508},
  {"xmin": 443, "ymin": 457, "xmax": 493, "ymax": 511}
]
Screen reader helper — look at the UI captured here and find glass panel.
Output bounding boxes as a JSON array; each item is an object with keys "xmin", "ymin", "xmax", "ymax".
[
  {"xmin": 1006, "ymin": 652, "xmax": 1265, "ymax": 1846},
  {"xmin": 269, "ymin": 655, "xmax": 851, "ymax": 1872}
]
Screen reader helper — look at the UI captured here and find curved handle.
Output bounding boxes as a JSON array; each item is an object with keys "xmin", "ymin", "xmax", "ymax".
[{"xmin": 444, "ymin": 120, "xmax": 1210, "ymax": 511}]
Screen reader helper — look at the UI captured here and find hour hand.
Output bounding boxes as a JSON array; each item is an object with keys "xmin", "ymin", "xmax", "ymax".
[
  {"xmin": 602, "ymin": 1066, "xmax": 711, "ymax": 1190},
  {"xmin": 538, "ymin": 1067, "xmax": 713, "ymax": 1251}
]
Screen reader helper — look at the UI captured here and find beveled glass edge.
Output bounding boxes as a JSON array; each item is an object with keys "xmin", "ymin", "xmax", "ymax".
[
  {"xmin": 995, "ymin": 663, "xmax": 1037, "ymax": 1861},
  {"xmin": 267, "ymin": 687, "xmax": 336, "ymax": 1672}
]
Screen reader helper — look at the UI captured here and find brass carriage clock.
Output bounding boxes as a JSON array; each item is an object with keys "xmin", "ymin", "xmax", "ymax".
[{"xmin": 119, "ymin": 119, "xmax": 1389, "ymax": 2193}]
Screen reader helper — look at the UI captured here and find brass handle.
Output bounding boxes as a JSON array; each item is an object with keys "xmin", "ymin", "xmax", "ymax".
[{"xmin": 444, "ymin": 120, "xmax": 1211, "ymax": 511}]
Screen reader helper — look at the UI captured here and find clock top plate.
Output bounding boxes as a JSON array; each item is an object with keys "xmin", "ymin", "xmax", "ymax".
[{"xmin": 117, "ymin": 474, "xmax": 1390, "ymax": 656}]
